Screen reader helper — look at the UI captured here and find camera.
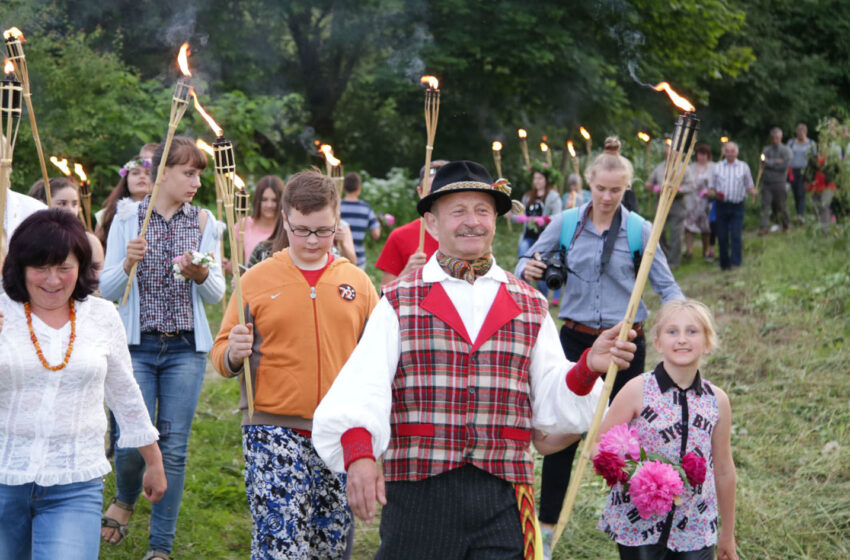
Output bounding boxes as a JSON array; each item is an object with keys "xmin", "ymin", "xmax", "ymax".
[{"xmin": 541, "ymin": 252, "xmax": 567, "ymax": 290}]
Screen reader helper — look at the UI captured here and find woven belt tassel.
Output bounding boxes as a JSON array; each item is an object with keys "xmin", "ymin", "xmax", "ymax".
[{"xmin": 515, "ymin": 482, "xmax": 542, "ymax": 560}]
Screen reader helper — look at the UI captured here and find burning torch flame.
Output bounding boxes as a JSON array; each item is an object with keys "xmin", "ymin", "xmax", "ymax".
[
  {"xmin": 652, "ymin": 82, "xmax": 695, "ymax": 113},
  {"xmin": 326, "ymin": 153, "xmax": 341, "ymax": 167},
  {"xmin": 665, "ymin": 138, "xmax": 672, "ymax": 147},
  {"xmin": 3, "ymin": 58, "xmax": 13, "ymax": 75},
  {"xmin": 49, "ymin": 156, "xmax": 72, "ymax": 176},
  {"xmin": 73, "ymin": 163, "xmax": 87, "ymax": 183},
  {"xmin": 492, "ymin": 141, "xmax": 502, "ymax": 152},
  {"xmin": 638, "ymin": 132, "xmax": 650, "ymax": 143},
  {"xmin": 3, "ymin": 27, "xmax": 24, "ymax": 41},
  {"xmin": 234, "ymin": 174, "xmax": 246, "ymax": 189},
  {"xmin": 518, "ymin": 129, "xmax": 527, "ymax": 139},
  {"xmin": 420, "ymin": 75, "xmax": 439, "ymax": 90},
  {"xmin": 191, "ymin": 90, "xmax": 223, "ymax": 138},
  {"xmin": 567, "ymin": 141, "xmax": 576, "ymax": 158},
  {"xmin": 720, "ymin": 136, "xmax": 729, "ymax": 143},
  {"xmin": 760, "ymin": 153, "xmax": 766, "ymax": 162},
  {"xmin": 579, "ymin": 127, "xmax": 591, "ymax": 141},
  {"xmin": 195, "ymin": 138, "xmax": 214, "ymax": 156},
  {"xmin": 319, "ymin": 144, "xmax": 333, "ymax": 156},
  {"xmin": 177, "ymin": 43, "xmax": 191, "ymax": 77},
  {"xmin": 540, "ymin": 142, "xmax": 549, "ymax": 153}
]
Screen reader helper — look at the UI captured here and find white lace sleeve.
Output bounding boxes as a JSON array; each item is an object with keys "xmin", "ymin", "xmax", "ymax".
[{"xmin": 102, "ymin": 301, "xmax": 158, "ymax": 448}]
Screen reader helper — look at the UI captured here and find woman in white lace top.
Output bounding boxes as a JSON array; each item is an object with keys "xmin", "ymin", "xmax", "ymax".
[{"xmin": 0, "ymin": 209, "xmax": 166, "ymax": 560}]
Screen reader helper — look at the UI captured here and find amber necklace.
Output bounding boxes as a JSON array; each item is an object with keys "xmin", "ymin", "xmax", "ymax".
[{"xmin": 24, "ymin": 300, "xmax": 76, "ymax": 371}]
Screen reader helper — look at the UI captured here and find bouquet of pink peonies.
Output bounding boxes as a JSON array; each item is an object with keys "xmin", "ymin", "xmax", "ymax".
[
  {"xmin": 172, "ymin": 251, "xmax": 217, "ymax": 282},
  {"xmin": 593, "ymin": 423, "xmax": 707, "ymax": 519}
]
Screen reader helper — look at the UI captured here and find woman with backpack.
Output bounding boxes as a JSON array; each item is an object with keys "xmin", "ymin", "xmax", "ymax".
[{"xmin": 515, "ymin": 149, "xmax": 684, "ymax": 559}]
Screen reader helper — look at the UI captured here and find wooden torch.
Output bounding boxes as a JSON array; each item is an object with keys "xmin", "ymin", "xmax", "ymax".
[
  {"xmin": 196, "ymin": 138, "xmax": 228, "ymax": 313},
  {"xmin": 517, "ymin": 128, "xmax": 530, "ymax": 168},
  {"xmin": 0, "ymin": 57, "xmax": 23, "ymax": 264},
  {"xmin": 579, "ymin": 126, "xmax": 591, "ymax": 158},
  {"xmin": 491, "ymin": 141, "xmax": 503, "ymax": 178},
  {"xmin": 566, "ymin": 141, "xmax": 580, "ymax": 177},
  {"xmin": 540, "ymin": 141, "xmax": 552, "ymax": 167},
  {"xmin": 3, "ymin": 27, "xmax": 51, "ymax": 206},
  {"xmin": 638, "ymin": 131, "xmax": 651, "ymax": 181},
  {"xmin": 552, "ymin": 87, "xmax": 699, "ymax": 547},
  {"xmin": 121, "ymin": 43, "xmax": 193, "ymax": 305},
  {"xmin": 418, "ymin": 75, "xmax": 440, "ymax": 252},
  {"xmin": 74, "ymin": 163, "xmax": 92, "ymax": 232}
]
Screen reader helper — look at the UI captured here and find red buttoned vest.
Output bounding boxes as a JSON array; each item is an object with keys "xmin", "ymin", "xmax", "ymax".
[{"xmin": 382, "ymin": 269, "xmax": 549, "ymax": 485}]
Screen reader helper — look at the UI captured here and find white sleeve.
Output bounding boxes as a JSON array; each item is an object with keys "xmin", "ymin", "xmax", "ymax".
[
  {"xmin": 529, "ymin": 314, "xmax": 604, "ymax": 434},
  {"xmin": 102, "ymin": 303, "xmax": 159, "ymax": 448},
  {"xmin": 312, "ymin": 296, "xmax": 399, "ymax": 472}
]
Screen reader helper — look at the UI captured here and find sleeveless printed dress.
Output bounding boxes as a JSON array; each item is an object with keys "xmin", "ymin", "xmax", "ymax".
[{"xmin": 597, "ymin": 364, "xmax": 720, "ymax": 551}]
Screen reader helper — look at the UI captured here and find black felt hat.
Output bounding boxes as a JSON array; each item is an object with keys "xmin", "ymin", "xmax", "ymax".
[{"xmin": 416, "ymin": 160, "xmax": 518, "ymax": 216}]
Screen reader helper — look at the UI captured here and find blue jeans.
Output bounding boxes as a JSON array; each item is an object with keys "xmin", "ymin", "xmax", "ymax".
[
  {"xmin": 518, "ymin": 235, "xmax": 562, "ymax": 300},
  {"xmin": 715, "ymin": 201, "xmax": 745, "ymax": 270},
  {"xmin": 114, "ymin": 332, "xmax": 206, "ymax": 554},
  {"xmin": 0, "ymin": 478, "xmax": 103, "ymax": 560}
]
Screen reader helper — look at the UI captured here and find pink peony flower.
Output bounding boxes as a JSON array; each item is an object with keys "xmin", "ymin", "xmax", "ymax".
[
  {"xmin": 681, "ymin": 453, "xmax": 707, "ymax": 487},
  {"xmin": 599, "ymin": 423, "xmax": 642, "ymax": 461},
  {"xmin": 515, "ymin": 214, "xmax": 530, "ymax": 224},
  {"xmin": 628, "ymin": 460, "xmax": 684, "ymax": 519},
  {"xmin": 383, "ymin": 213, "xmax": 395, "ymax": 226},
  {"xmin": 593, "ymin": 451, "xmax": 628, "ymax": 487},
  {"xmin": 653, "ymin": 184, "xmax": 661, "ymax": 193}
]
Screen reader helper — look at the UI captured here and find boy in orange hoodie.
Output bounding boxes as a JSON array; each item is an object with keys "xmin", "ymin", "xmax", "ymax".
[{"xmin": 212, "ymin": 169, "xmax": 378, "ymax": 559}]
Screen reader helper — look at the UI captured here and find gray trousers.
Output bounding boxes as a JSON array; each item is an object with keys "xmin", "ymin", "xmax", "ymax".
[
  {"xmin": 760, "ymin": 180, "xmax": 789, "ymax": 230},
  {"xmin": 660, "ymin": 196, "xmax": 686, "ymax": 268},
  {"xmin": 375, "ymin": 465, "xmax": 524, "ymax": 560},
  {"xmin": 812, "ymin": 189, "xmax": 835, "ymax": 232}
]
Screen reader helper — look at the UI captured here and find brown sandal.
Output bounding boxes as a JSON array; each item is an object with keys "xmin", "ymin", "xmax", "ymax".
[{"xmin": 101, "ymin": 497, "xmax": 134, "ymax": 545}]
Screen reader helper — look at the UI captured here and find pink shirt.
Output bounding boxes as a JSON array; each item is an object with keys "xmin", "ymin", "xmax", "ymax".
[{"xmin": 240, "ymin": 217, "xmax": 274, "ymax": 264}]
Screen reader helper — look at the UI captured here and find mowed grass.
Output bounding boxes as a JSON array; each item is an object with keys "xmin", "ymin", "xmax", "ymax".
[{"xmin": 99, "ymin": 219, "xmax": 850, "ymax": 559}]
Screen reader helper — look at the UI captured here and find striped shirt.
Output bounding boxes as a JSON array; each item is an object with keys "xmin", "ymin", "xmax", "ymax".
[
  {"xmin": 710, "ymin": 159, "xmax": 753, "ymax": 203},
  {"xmin": 340, "ymin": 200, "xmax": 379, "ymax": 268}
]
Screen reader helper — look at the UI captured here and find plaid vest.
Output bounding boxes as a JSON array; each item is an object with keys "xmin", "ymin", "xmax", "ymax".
[{"xmin": 382, "ymin": 269, "xmax": 549, "ymax": 484}]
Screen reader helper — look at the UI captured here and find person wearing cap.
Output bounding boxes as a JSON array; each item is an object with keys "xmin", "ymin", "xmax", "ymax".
[
  {"xmin": 312, "ymin": 160, "xmax": 638, "ymax": 559},
  {"xmin": 374, "ymin": 160, "xmax": 448, "ymax": 285}
]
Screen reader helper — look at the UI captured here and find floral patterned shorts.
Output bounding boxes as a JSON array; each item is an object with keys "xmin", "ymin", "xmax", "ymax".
[{"xmin": 242, "ymin": 426, "xmax": 351, "ymax": 560}]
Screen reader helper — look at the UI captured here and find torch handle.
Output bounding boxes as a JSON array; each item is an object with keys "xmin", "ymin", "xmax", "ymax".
[
  {"xmin": 520, "ymin": 140, "xmax": 530, "ymax": 168},
  {"xmin": 120, "ymin": 115, "xmax": 185, "ymax": 306},
  {"xmin": 82, "ymin": 193, "xmax": 93, "ymax": 232},
  {"xmin": 551, "ymin": 131, "xmax": 696, "ymax": 547},
  {"xmin": 216, "ymin": 197, "xmax": 227, "ymax": 313},
  {"xmin": 418, "ymin": 146, "xmax": 434, "ymax": 252},
  {"xmin": 224, "ymin": 199, "xmax": 255, "ymax": 420},
  {"xmin": 0, "ymin": 160, "xmax": 10, "ymax": 264},
  {"xmin": 22, "ymin": 91, "xmax": 51, "ymax": 207}
]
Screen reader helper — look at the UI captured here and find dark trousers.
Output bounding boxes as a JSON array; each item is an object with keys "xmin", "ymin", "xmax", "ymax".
[
  {"xmin": 376, "ymin": 465, "xmax": 523, "ymax": 560},
  {"xmin": 537, "ymin": 325, "xmax": 646, "ymax": 524},
  {"xmin": 714, "ymin": 200, "xmax": 745, "ymax": 270},
  {"xmin": 790, "ymin": 167, "xmax": 807, "ymax": 217},
  {"xmin": 618, "ymin": 543, "xmax": 715, "ymax": 560}
]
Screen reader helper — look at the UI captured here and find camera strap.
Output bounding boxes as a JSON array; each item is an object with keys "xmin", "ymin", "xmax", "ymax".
[{"xmin": 599, "ymin": 207, "xmax": 622, "ymax": 274}]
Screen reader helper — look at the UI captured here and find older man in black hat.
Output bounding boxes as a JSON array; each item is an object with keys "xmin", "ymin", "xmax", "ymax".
[{"xmin": 313, "ymin": 160, "xmax": 637, "ymax": 559}]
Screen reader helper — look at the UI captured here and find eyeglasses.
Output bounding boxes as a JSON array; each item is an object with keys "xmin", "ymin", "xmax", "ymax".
[{"xmin": 285, "ymin": 217, "xmax": 336, "ymax": 238}]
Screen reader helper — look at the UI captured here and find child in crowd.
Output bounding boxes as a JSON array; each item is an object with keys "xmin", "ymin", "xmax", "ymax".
[
  {"xmin": 212, "ymin": 169, "xmax": 379, "ymax": 559},
  {"xmin": 27, "ymin": 177, "xmax": 105, "ymax": 278},
  {"xmin": 340, "ymin": 171, "xmax": 381, "ymax": 269},
  {"xmin": 596, "ymin": 299, "xmax": 737, "ymax": 560}
]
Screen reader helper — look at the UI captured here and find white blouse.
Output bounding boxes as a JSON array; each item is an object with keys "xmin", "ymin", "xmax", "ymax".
[{"xmin": 0, "ymin": 294, "xmax": 158, "ymax": 486}]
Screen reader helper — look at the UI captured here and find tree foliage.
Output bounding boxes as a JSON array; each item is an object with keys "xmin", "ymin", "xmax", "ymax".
[{"xmin": 2, "ymin": 0, "xmax": 847, "ymax": 197}]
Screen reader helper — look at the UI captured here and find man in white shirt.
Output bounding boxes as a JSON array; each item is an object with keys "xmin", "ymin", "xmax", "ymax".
[
  {"xmin": 710, "ymin": 142, "xmax": 756, "ymax": 271},
  {"xmin": 312, "ymin": 160, "xmax": 637, "ymax": 559}
]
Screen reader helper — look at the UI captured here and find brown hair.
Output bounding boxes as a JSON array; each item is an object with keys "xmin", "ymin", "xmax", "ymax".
[
  {"xmin": 282, "ymin": 168, "xmax": 339, "ymax": 216},
  {"xmin": 251, "ymin": 175, "xmax": 285, "ymax": 220},
  {"xmin": 695, "ymin": 144, "xmax": 712, "ymax": 158},
  {"xmin": 96, "ymin": 154, "xmax": 143, "ymax": 245},
  {"xmin": 27, "ymin": 177, "xmax": 79, "ymax": 204},
  {"xmin": 150, "ymin": 135, "xmax": 206, "ymax": 183},
  {"xmin": 343, "ymin": 171, "xmax": 362, "ymax": 194}
]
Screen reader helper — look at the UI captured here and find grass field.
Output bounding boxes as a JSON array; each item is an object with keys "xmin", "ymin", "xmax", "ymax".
[{"xmin": 99, "ymin": 219, "xmax": 850, "ymax": 559}]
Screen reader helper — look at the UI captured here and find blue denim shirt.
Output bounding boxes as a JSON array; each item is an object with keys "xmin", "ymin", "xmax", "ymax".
[{"xmin": 515, "ymin": 203, "xmax": 683, "ymax": 328}]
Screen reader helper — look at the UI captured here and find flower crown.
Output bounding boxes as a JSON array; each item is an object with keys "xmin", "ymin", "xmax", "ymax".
[
  {"xmin": 528, "ymin": 160, "xmax": 562, "ymax": 187},
  {"xmin": 119, "ymin": 157, "xmax": 152, "ymax": 177},
  {"xmin": 593, "ymin": 423, "xmax": 707, "ymax": 520}
]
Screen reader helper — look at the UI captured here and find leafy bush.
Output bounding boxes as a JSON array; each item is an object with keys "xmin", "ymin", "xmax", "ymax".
[{"xmin": 359, "ymin": 167, "xmax": 419, "ymax": 229}]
